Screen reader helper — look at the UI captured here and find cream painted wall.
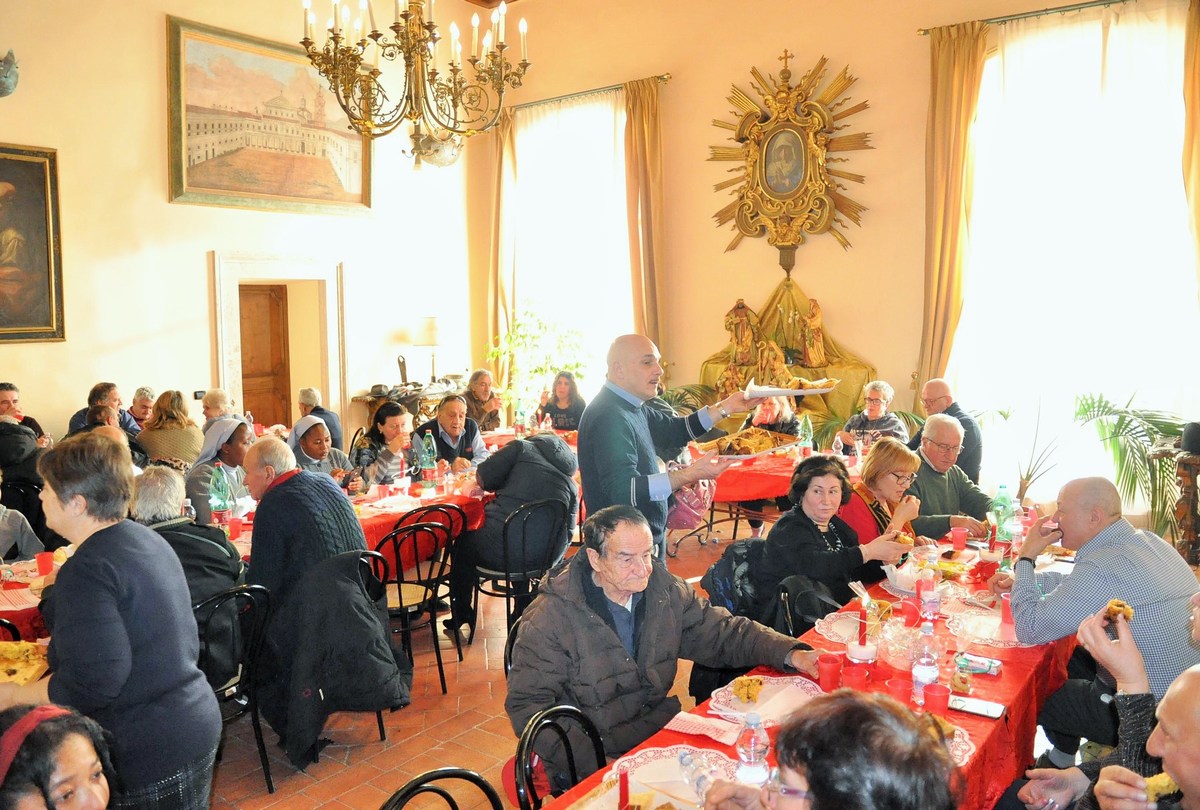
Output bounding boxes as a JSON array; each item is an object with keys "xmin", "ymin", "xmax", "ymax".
[
  {"xmin": 463, "ymin": 0, "xmax": 1050, "ymax": 412},
  {"xmin": 284, "ymin": 280, "xmax": 324, "ymax": 423},
  {"xmin": 0, "ymin": 0, "xmax": 479, "ymax": 438}
]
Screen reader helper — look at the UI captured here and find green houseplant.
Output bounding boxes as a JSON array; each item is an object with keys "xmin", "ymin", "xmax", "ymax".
[
  {"xmin": 1074, "ymin": 394, "xmax": 1184, "ymax": 538},
  {"xmin": 486, "ymin": 311, "xmax": 585, "ymax": 417}
]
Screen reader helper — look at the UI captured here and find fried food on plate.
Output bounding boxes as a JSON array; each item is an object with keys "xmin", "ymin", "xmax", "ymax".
[
  {"xmin": 731, "ymin": 675, "xmax": 764, "ymax": 703},
  {"xmin": 696, "ymin": 427, "xmax": 797, "ymax": 457}
]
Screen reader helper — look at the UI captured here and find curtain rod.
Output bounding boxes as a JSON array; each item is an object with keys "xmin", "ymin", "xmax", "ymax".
[
  {"xmin": 917, "ymin": 0, "xmax": 1132, "ymax": 34},
  {"xmin": 511, "ymin": 73, "xmax": 671, "ymax": 112}
]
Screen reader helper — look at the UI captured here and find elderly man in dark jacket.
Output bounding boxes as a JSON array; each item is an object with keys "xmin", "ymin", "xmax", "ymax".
[
  {"xmin": 446, "ymin": 432, "xmax": 579, "ymax": 631},
  {"xmin": 506, "ymin": 505, "xmax": 820, "ymax": 789}
]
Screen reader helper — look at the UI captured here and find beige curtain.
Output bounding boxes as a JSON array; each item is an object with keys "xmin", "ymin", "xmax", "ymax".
[
  {"xmin": 624, "ymin": 78, "xmax": 666, "ymax": 353},
  {"xmin": 487, "ymin": 109, "xmax": 516, "ymax": 392},
  {"xmin": 1186, "ymin": 0, "xmax": 1200, "ymax": 297},
  {"xmin": 915, "ymin": 21, "xmax": 988, "ymax": 410}
]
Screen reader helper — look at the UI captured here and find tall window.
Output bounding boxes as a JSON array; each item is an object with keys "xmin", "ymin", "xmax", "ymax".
[
  {"xmin": 503, "ymin": 88, "xmax": 634, "ymax": 404},
  {"xmin": 945, "ymin": 0, "xmax": 1198, "ymax": 501}
]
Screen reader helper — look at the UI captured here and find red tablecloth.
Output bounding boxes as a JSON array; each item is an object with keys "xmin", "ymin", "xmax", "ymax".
[
  {"xmin": 712, "ymin": 454, "xmax": 798, "ymax": 502},
  {"xmin": 547, "ymin": 581, "xmax": 1072, "ymax": 810},
  {"xmin": 358, "ymin": 493, "xmax": 487, "ymax": 577},
  {"xmin": 482, "ymin": 428, "xmax": 578, "ymax": 452},
  {"xmin": 0, "ymin": 605, "xmax": 45, "ymax": 641}
]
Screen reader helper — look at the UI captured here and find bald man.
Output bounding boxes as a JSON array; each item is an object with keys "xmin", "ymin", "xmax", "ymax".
[
  {"xmin": 577, "ymin": 335, "xmax": 762, "ymax": 556},
  {"xmin": 908, "ymin": 378, "xmax": 983, "ymax": 483},
  {"xmin": 990, "ymin": 477, "xmax": 1200, "ymax": 771}
]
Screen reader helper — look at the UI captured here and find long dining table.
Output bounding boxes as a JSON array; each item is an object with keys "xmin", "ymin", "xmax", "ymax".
[{"xmin": 547, "ymin": 577, "xmax": 1073, "ymax": 810}]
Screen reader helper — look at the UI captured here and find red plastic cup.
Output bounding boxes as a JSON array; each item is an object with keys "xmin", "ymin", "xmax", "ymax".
[
  {"xmin": 841, "ymin": 665, "xmax": 869, "ymax": 690},
  {"xmin": 951, "ymin": 526, "xmax": 968, "ymax": 550},
  {"xmin": 924, "ymin": 683, "xmax": 951, "ymax": 715},
  {"xmin": 885, "ymin": 677, "xmax": 912, "ymax": 706},
  {"xmin": 1000, "ymin": 593, "xmax": 1014, "ymax": 625},
  {"xmin": 817, "ymin": 653, "xmax": 842, "ymax": 692},
  {"xmin": 898, "ymin": 598, "xmax": 922, "ymax": 628},
  {"xmin": 35, "ymin": 552, "xmax": 54, "ymax": 576},
  {"xmin": 243, "ymin": 510, "xmax": 255, "ymax": 524},
  {"xmin": 227, "ymin": 517, "xmax": 243, "ymax": 541}
]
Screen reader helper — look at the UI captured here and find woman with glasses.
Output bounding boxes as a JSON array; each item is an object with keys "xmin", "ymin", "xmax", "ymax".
[
  {"xmin": 704, "ymin": 691, "xmax": 961, "ymax": 810},
  {"xmin": 836, "ymin": 380, "xmax": 909, "ymax": 452},
  {"xmin": 746, "ymin": 455, "xmax": 911, "ymax": 612},
  {"xmin": 838, "ymin": 437, "xmax": 928, "ymax": 546}
]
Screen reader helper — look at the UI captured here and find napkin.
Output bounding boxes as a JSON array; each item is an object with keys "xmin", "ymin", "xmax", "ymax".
[{"xmin": 664, "ymin": 712, "xmax": 740, "ymax": 745}]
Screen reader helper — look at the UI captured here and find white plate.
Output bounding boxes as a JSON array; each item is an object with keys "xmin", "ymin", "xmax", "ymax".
[
  {"xmin": 745, "ymin": 382, "xmax": 834, "ymax": 398},
  {"xmin": 709, "ymin": 675, "xmax": 823, "ymax": 725},
  {"xmin": 813, "ymin": 611, "xmax": 864, "ymax": 645},
  {"xmin": 946, "ymin": 609, "xmax": 1034, "ymax": 649},
  {"xmin": 605, "ymin": 745, "xmax": 737, "ymax": 803}
]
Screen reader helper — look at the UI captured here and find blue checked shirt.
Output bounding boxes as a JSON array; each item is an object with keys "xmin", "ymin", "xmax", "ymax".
[{"xmin": 1011, "ymin": 518, "xmax": 1200, "ymax": 698}]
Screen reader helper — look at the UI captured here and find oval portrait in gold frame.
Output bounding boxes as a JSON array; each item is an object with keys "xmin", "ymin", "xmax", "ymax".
[{"xmin": 761, "ymin": 127, "xmax": 806, "ymax": 199}]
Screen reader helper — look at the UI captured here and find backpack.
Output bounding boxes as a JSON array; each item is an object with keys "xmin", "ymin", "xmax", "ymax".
[{"xmin": 699, "ymin": 538, "xmax": 763, "ymax": 615}]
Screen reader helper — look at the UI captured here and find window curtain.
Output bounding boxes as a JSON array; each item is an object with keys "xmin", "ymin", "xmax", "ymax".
[
  {"xmin": 624, "ymin": 78, "xmax": 666, "ymax": 352},
  {"xmin": 945, "ymin": 0, "xmax": 1196, "ymax": 501},
  {"xmin": 914, "ymin": 21, "xmax": 989, "ymax": 411},
  {"xmin": 1186, "ymin": 0, "xmax": 1200, "ymax": 297},
  {"xmin": 487, "ymin": 110, "xmax": 516, "ymax": 393}
]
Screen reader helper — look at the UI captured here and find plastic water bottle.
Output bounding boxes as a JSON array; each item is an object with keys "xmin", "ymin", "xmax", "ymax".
[
  {"xmin": 911, "ymin": 621, "xmax": 940, "ymax": 706},
  {"xmin": 244, "ymin": 410, "xmax": 254, "ymax": 425},
  {"xmin": 832, "ymin": 434, "xmax": 844, "ymax": 455},
  {"xmin": 208, "ymin": 462, "xmax": 234, "ymax": 525},
  {"xmin": 918, "ymin": 568, "xmax": 941, "ymax": 621},
  {"xmin": 798, "ymin": 413, "xmax": 813, "ymax": 449},
  {"xmin": 993, "ymin": 485, "xmax": 1014, "ymax": 542},
  {"xmin": 678, "ymin": 750, "xmax": 720, "ymax": 800},
  {"xmin": 514, "ymin": 409, "xmax": 525, "ymax": 437},
  {"xmin": 182, "ymin": 498, "xmax": 197, "ymax": 521},
  {"xmin": 734, "ymin": 712, "xmax": 771, "ymax": 785},
  {"xmin": 420, "ymin": 432, "xmax": 438, "ymax": 490},
  {"xmin": 541, "ymin": 413, "xmax": 554, "ymax": 432}
]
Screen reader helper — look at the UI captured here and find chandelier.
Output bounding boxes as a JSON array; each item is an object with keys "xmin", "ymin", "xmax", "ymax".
[{"xmin": 301, "ymin": 0, "xmax": 531, "ymax": 164}]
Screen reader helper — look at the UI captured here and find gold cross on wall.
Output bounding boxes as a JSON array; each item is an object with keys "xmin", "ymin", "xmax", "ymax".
[{"xmin": 778, "ymin": 49, "xmax": 793, "ymax": 71}]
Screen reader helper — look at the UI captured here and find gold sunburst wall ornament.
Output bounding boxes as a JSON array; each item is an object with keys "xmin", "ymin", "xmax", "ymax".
[{"xmin": 710, "ymin": 50, "xmax": 872, "ymax": 276}]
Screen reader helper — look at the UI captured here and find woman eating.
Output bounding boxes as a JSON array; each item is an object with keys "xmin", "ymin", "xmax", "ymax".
[
  {"xmin": 135, "ymin": 390, "xmax": 204, "ymax": 467},
  {"xmin": 735, "ymin": 396, "xmax": 801, "ymax": 538},
  {"xmin": 704, "ymin": 691, "xmax": 960, "ymax": 810},
  {"xmin": 747, "ymin": 454, "xmax": 910, "ymax": 611},
  {"xmin": 838, "ymin": 436, "xmax": 924, "ymax": 544},
  {"xmin": 290, "ymin": 415, "xmax": 362, "ymax": 493},
  {"xmin": 0, "ymin": 433, "xmax": 221, "ymax": 809},
  {"xmin": 464, "ymin": 369, "xmax": 501, "ymax": 433},
  {"xmin": 185, "ymin": 417, "xmax": 253, "ymax": 525},
  {"xmin": 837, "ymin": 380, "xmax": 910, "ymax": 451},
  {"xmin": 0, "ymin": 704, "xmax": 114, "ymax": 810},
  {"xmin": 535, "ymin": 371, "xmax": 587, "ymax": 431},
  {"xmin": 349, "ymin": 402, "xmax": 418, "ymax": 485}
]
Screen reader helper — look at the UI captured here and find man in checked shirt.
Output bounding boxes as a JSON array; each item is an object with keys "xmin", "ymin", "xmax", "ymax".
[{"xmin": 988, "ymin": 477, "xmax": 1200, "ymax": 772}]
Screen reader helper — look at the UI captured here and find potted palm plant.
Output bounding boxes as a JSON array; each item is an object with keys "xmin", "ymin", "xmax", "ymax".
[{"xmin": 1074, "ymin": 394, "xmax": 1184, "ymax": 538}]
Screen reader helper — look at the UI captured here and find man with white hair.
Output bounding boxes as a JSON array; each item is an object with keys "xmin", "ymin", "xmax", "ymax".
[
  {"xmin": 295, "ymin": 387, "xmax": 342, "ymax": 451},
  {"xmin": 243, "ymin": 437, "xmax": 364, "ymax": 610},
  {"xmin": 905, "ymin": 412, "xmax": 990, "ymax": 537},
  {"xmin": 909, "ymin": 378, "xmax": 983, "ymax": 483},
  {"xmin": 128, "ymin": 386, "xmax": 155, "ymax": 431}
]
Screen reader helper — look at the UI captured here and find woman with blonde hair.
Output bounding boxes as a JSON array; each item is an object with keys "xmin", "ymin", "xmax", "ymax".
[
  {"xmin": 136, "ymin": 390, "xmax": 204, "ymax": 467},
  {"xmin": 838, "ymin": 436, "xmax": 924, "ymax": 544}
]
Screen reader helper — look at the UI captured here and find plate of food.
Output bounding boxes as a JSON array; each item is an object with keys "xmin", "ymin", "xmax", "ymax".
[
  {"xmin": 744, "ymin": 378, "xmax": 838, "ymax": 399},
  {"xmin": 0, "ymin": 641, "xmax": 48, "ymax": 685},
  {"xmin": 695, "ymin": 427, "xmax": 801, "ymax": 459},
  {"xmin": 606, "ymin": 745, "xmax": 737, "ymax": 802},
  {"xmin": 709, "ymin": 674, "xmax": 823, "ymax": 725}
]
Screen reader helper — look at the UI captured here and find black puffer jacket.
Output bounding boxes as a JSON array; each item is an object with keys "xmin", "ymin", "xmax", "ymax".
[
  {"xmin": 258, "ymin": 551, "xmax": 412, "ymax": 769},
  {"xmin": 505, "ymin": 552, "xmax": 807, "ymax": 787},
  {"xmin": 0, "ymin": 421, "xmax": 41, "ymax": 486},
  {"xmin": 472, "ymin": 433, "xmax": 578, "ymax": 569}
]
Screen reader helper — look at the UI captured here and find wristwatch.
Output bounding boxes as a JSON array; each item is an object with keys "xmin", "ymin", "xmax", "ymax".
[{"xmin": 1016, "ymin": 555, "xmax": 1037, "ymax": 566}]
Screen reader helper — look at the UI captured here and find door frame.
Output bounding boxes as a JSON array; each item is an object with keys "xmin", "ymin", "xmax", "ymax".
[{"xmin": 210, "ymin": 251, "xmax": 346, "ymax": 425}]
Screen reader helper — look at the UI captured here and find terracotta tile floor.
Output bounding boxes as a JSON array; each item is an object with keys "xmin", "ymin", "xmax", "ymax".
[{"xmin": 209, "ymin": 528, "xmax": 736, "ymax": 810}]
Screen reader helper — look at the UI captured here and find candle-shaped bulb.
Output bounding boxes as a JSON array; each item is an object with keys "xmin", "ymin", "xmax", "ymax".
[
  {"xmin": 518, "ymin": 17, "xmax": 527, "ymax": 60},
  {"xmin": 471, "ymin": 13, "xmax": 480, "ymax": 58},
  {"xmin": 497, "ymin": 1, "xmax": 505, "ymax": 44},
  {"xmin": 448, "ymin": 20, "xmax": 460, "ymax": 63},
  {"xmin": 482, "ymin": 30, "xmax": 492, "ymax": 55}
]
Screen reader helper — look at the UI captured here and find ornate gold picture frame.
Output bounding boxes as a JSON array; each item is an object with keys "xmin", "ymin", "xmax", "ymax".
[{"xmin": 711, "ymin": 51, "xmax": 872, "ymax": 274}]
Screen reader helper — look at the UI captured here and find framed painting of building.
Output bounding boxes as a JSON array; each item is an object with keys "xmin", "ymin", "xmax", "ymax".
[
  {"xmin": 0, "ymin": 144, "xmax": 64, "ymax": 343},
  {"xmin": 167, "ymin": 16, "xmax": 371, "ymax": 214}
]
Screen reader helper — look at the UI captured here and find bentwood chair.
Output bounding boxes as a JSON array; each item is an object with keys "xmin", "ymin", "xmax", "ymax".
[
  {"xmin": 469, "ymin": 498, "xmax": 569, "ymax": 643},
  {"xmin": 193, "ymin": 585, "xmax": 274, "ymax": 793},
  {"xmin": 376, "ymin": 521, "xmax": 456, "ymax": 693},
  {"xmin": 379, "ymin": 767, "xmax": 503, "ymax": 810},
  {"xmin": 0, "ymin": 618, "xmax": 20, "ymax": 641},
  {"xmin": 514, "ymin": 705, "xmax": 605, "ymax": 810},
  {"xmin": 395, "ymin": 502, "xmax": 469, "ymax": 657}
]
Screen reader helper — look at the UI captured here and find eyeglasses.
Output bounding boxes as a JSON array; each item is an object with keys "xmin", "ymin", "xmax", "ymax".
[
  {"xmin": 921, "ymin": 395, "xmax": 949, "ymax": 406},
  {"xmin": 923, "ymin": 437, "xmax": 963, "ymax": 454},
  {"xmin": 766, "ymin": 769, "xmax": 809, "ymax": 801},
  {"xmin": 864, "ymin": 397, "xmax": 886, "ymax": 405},
  {"xmin": 889, "ymin": 471, "xmax": 918, "ymax": 486}
]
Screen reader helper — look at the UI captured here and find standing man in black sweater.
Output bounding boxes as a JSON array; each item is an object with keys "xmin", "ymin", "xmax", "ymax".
[{"xmin": 577, "ymin": 334, "xmax": 762, "ymax": 557}]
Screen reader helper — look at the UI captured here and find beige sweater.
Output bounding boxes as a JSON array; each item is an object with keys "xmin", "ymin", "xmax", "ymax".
[{"xmin": 138, "ymin": 424, "xmax": 205, "ymax": 466}]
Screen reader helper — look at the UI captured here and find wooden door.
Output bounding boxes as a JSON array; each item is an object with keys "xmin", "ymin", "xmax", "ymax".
[{"xmin": 239, "ymin": 285, "xmax": 291, "ymax": 427}]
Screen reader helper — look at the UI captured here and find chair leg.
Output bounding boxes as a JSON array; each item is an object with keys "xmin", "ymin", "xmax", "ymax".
[
  {"xmin": 248, "ymin": 699, "xmax": 275, "ymax": 794},
  {"xmin": 467, "ymin": 581, "xmax": 480, "ymax": 646},
  {"xmin": 430, "ymin": 616, "xmax": 448, "ymax": 694},
  {"xmin": 376, "ymin": 709, "xmax": 386, "ymax": 742}
]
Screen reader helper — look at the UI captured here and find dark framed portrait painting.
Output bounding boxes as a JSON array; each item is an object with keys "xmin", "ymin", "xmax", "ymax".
[
  {"xmin": 167, "ymin": 16, "xmax": 371, "ymax": 214},
  {"xmin": 0, "ymin": 144, "xmax": 64, "ymax": 342}
]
